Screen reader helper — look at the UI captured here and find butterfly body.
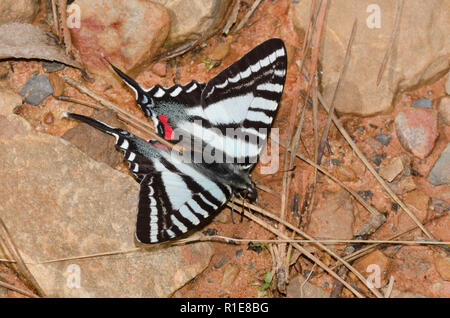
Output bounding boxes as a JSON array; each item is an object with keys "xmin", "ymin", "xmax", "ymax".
[{"xmin": 66, "ymin": 38, "xmax": 287, "ymax": 243}]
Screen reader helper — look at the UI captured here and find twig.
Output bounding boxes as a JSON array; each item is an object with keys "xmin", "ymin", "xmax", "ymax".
[
  {"xmin": 56, "ymin": 95, "xmax": 103, "ymax": 110},
  {"xmin": 234, "ymin": 0, "xmax": 262, "ymax": 32},
  {"xmin": 51, "ymin": 0, "xmax": 59, "ymax": 39},
  {"xmin": 376, "ymin": 0, "xmax": 404, "ymax": 86},
  {"xmin": 223, "ymin": 0, "xmax": 241, "ymax": 34},
  {"xmin": 317, "ymin": 19, "xmax": 357, "ymax": 164},
  {"xmin": 0, "ymin": 280, "xmax": 39, "ymax": 298},
  {"xmin": 0, "ymin": 218, "xmax": 46, "ymax": 297},
  {"xmin": 228, "ymin": 200, "xmax": 384, "ymax": 298}
]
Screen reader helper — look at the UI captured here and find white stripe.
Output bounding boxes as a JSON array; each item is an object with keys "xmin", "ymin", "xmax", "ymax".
[
  {"xmin": 228, "ymin": 73, "xmax": 241, "ymax": 83},
  {"xmin": 241, "ymin": 127, "xmax": 268, "ymax": 140},
  {"xmin": 276, "ymin": 47, "xmax": 286, "ymax": 57},
  {"xmin": 198, "ymin": 192, "xmax": 219, "ymax": 209},
  {"xmin": 186, "ymin": 83, "xmax": 197, "ymax": 93},
  {"xmin": 127, "ymin": 152, "xmax": 136, "ymax": 161},
  {"xmin": 141, "ymin": 95, "xmax": 148, "ymax": 104},
  {"xmin": 133, "ymin": 163, "xmax": 139, "ymax": 172},
  {"xmin": 274, "ymin": 69, "xmax": 286, "ymax": 77},
  {"xmin": 179, "ymin": 205, "xmax": 200, "ymax": 225},
  {"xmin": 160, "ymin": 150, "xmax": 227, "ymax": 201},
  {"xmin": 247, "ymin": 110, "xmax": 272, "ymax": 124},
  {"xmin": 260, "ymin": 56, "xmax": 270, "ymax": 67},
  {"xmin": 240, "ymin": 66, "xmax": 252, "ymax": 79},
  {"xmin": 256, "ymin": 83, "xmax": 283, "ymax": 93},
  {"xmin": 250, "ymin": 61, "xmax": 261, "ymax": 73},
  {"xmin": 249, "ymin": 97, "xmax": 278, "ymax": 110},
  {"xmin": 180, "ymin": 121, "xmax": 261, "ymax": 159},
  {"xmin": 186, "ymin": 105, "xmax": 205, "ymax": 117},
  {"xmin": 204, "ymin": 93, "xmax": 254, "ymax": 124},
  {"xmin": 170, "ymin": 86, "xmax": 182, "ymax": 97},
  {"xmin": 268, "ymin": 51, "xmax": 277, "ymax": 63},
  {"xmin": 187, "ymin": 199, "xmax": 209, "ymax": 218},
  {"xmin": 111, "ymin": 133, "xmax": 119, "ymax": 143},
  {"xmin": 120, "ymin": 139, "xmax": 129, "ymax": 149},
  {"xmin": 171, "ymin": 215, "xmax": 188, "ymax": 233},
  {"xmin": 154, "ymin": 87, "xmax": 165, "ymax": 97},
  {"xmin": 166, "ymin": 229, "xmax": 175, "ymax": 238},
  {"xmin": 123, "ymin": 82, "xmax": 138, "ymax": 99},
  {"xmin": 215, "ymin": 80, "xmax": 228, "ymax": 89}
]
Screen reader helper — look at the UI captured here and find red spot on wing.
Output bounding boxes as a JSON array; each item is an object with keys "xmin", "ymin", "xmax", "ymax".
[{"xmin": 157, "ymin": 114, "xmax": 174, "ymax": 139}]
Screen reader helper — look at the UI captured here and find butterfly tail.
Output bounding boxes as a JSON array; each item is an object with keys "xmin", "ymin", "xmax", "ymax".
[
  {"xmin": 106, "ymin": 63, "xmax": 151, "ymax": 111},
  {"xmin": 62, "ymin": 112, "xmax": 123, "ymax": 137}
]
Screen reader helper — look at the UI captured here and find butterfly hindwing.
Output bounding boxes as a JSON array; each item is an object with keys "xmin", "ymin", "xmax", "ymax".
[
  {"xmin": 63, "ymin": 112, "xmax": 231, "ymax": 244},
  {"xmin": 136, "ymin": 154, "xmax": 231, "ymax": 243}
]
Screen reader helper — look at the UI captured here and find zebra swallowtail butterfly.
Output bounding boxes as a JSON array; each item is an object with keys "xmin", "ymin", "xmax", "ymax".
[{"xmin": 64, "ymin": 38, "xmax": 287, "ymax": 243}]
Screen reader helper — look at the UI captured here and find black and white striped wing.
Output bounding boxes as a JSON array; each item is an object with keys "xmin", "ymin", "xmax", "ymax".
[
  {"xmin": 107, "ymin": 62, "xmax": 206, "ymax": 118},
  {"xmin": 63, "ymin": 112, "xmax": 232, "ymax": 244},
  {"xmin": 186, "ymin": 38, "xmax": 287, "ymax": 167},
  {"xmin": 136, "ymin": 154, "xmax": 231, "ymax": 243}
]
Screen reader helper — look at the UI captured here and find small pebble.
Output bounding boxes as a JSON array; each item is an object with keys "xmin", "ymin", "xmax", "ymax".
[
  {"xmin": 42, "ymin": 61, "xmax": 65, "ymax": 73},
  {"xmin": 411, "ymin": 97, "xmax": 432, "ymax": 109},
  {"xmin": 43, "ymin": 111, "xmax": 54, "ymax": 124},
  {"xmin": 375, "ymin": 133, "xmax": 391, "ymax": 146},
  {"xmin": 235, "ymin": 249, "xmax": 243, "ymax": 259},
  {"xmin": 370, "ymin": 153, "xmax": 386, "ymax": 166},
  {"xmin": 203, "ymin": 228, "xmax": 218, "ymax": 236},
  {"xmin": 331, "ymin": 158, "xmax": 342, "ymax": 166},
  {"xmin": 214, "ymin": 256, "xmax": 227, "ymax": 269},
  {"xmin": 369, "ymin": 123, "xmax": 379, "ymax": 129},
  {"xmin": 358, "ymin": 190, "xmax": 374, "ymax": 201}
]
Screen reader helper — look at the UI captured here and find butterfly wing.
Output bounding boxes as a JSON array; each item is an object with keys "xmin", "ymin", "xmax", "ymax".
[
  {"xmin": 63, "ymin": 112, "xmax": 231, "ymax": 244},
  {"xmin": 136, "ymin": 154, "xmax": 231, "ymax": 243},
  {"xmin": 193, "ymin": 38, "xmax": 287, "ymax": 168}
]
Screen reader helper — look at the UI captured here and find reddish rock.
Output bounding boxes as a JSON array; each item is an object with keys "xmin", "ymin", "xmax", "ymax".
[
  {"xmin": 394, "ymin": 108, "xmax": 439, "ymax": 159},
  {"xmin": 398, "ymin": 190, "xmax": 429, "ymax": 232},
  {"xmin": 434, "ymin": 255, "xmax": 450, "ymax": 281},
  {"xmin": 307, "ymin": 190, "xmax": 355, "ymax": 240},
  {"xmin": 221, "ymin": 263, "xmax": 240, "ymax": 288},
  {"xmin": 354, "ymin": 250, "xmax": 392, "ymax": 287},
  {"xmin": 151, "ymin": 61, "xmax": 167, "ymax": 77},
  {"xmin": 47, "ymin": 73, "xmax": 65, "ymax": 97},
  {"xmin": 70, "ymin": 0, "xmax": 170, "ymax": 79}
]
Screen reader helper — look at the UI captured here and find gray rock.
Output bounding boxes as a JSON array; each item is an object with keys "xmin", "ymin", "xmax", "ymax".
[
  {"xmin": 411, "ymin": 98, "xmax": 432, "ymax": 109},
  {"xmin": 428, "ymin": 143, "xmax": 450, "ymax": 186},
  {"xmin": 42, "ymin": 61, "xmax": 65, "ymax": 73},
  {"xmin": 0, "ymin": 114, "xmax": 214, "ymax": 297},
  {"xmin": 19, "ymin": 74, "xmax": 53, "ymax": 106},
  {"xmin": 376, "ymin": 133, "xmax": 391, "ymax": 146}
]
